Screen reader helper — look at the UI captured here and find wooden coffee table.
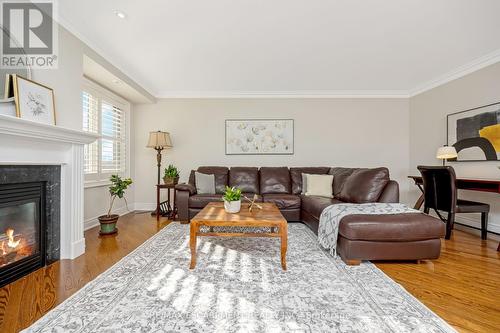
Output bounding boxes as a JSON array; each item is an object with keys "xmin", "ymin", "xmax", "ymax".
[{"xmin": 189, "ymin": 202, "xmax": 288, "ymax": 270}]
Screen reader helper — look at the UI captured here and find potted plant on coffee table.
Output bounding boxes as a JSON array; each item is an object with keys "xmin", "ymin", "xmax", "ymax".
[
  {"xmin": 163, "ymin": 164, "xmax": 180, "ymax": 185},
  {"xmin": 223, "ymin": 186, "xmax": 242, "ymax": 213},
  {"xmin": 98, "ymin": 175, "xmax": 133, "ymax": 236}
]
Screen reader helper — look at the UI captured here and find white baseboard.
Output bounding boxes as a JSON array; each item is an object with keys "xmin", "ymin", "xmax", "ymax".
[
  {"xmin": 454, "ymin": 214, "xmax": 500, "ymax": 234},
  {"xmin": 134, "ymin": 202, "xmax": 156, "ymax": 211},
  {"xmin": 84, "ymin": 206, "xmax": 132, "ymax": 231}
]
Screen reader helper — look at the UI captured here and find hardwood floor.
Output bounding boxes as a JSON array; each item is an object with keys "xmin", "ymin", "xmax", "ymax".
[{"xmin": 0, "ymin": 213, "xmax": 498, "ymax": 333}]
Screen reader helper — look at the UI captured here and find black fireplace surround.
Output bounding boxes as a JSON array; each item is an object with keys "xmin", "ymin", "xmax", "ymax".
[{"xmin": 0, "ymin": 166, "xmax": 60, "ymax": 287}]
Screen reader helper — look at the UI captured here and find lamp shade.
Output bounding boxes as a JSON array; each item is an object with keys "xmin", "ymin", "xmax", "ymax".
[
  {"xmin": 436, "ymin": 146, "xmax": 457, "ymax": 159},
  {"xmin": 147, "ymin": 131, "xmax": 172, "ymax": 148}
]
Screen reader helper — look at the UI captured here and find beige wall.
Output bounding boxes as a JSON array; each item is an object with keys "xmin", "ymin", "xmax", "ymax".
[
  {"xmin": 409, "ymin": 62, "xmax": 500, "ymax": 234},
  {"xmin": 133, "ymin": 98, "xmax": 410, "ymax": 209},
  {"xmin": 29, "ymin": 25, "xmax": 144, "ymax": 226}
]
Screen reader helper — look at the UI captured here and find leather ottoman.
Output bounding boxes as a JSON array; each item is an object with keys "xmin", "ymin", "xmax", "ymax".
[{"xmin": 336, "ymin": 213, "xmax": 446, "ymax": 265}]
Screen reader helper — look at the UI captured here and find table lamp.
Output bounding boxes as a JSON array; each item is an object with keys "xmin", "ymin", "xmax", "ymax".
[
  {"xmin": 147, "ymin": 131, "xmax": 172, "ymax": 184},
  {"xmin": 436, "ymin": 145, "xmax": 457, "ymax": 166}
]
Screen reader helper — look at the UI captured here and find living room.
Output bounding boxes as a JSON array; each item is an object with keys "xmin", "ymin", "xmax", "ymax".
[{"xmin": 0, "ymin": 1, "xmax": 499, "ymax": 332}]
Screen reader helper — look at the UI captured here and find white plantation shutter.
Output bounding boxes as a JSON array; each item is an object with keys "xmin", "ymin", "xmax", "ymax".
[
  {"xmin": 82, "ymin": 91, "xmax": 99, "ymax": 174},
  {"xmin": 82, "ymin": 81, "xmax": 129, "ymax": 182},
  {"xmin": 101, "ymin": 102, "xmax": 126, "ymax": 174}
]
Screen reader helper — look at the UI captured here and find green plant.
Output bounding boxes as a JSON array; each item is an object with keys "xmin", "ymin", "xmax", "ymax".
[
  {"xmin": 223, "ymin": 186, "xmax": 242, "ymax": 202},
  {"xmin": 164, "ymin": 164, "xmax": 180, "ymax": 178},
  {"xmin": 107, "ymin": 174, "xmax": 133, "ymax": 216}
]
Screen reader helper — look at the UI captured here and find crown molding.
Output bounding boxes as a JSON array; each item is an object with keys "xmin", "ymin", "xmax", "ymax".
[
  {"xmin": 156, "ymin": 90, "xmax": 410, "ymax": 99},
  {"xmin": 409, "ymin": 48, "xmax": 500, "ymax": 97},
  {"xmin": 55, "ymin": 15, "xmax": 158, "ymax": 101}
]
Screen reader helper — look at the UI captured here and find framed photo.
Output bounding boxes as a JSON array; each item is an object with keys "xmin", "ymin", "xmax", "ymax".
[
  {"xmin": 225, "ymin": 119, "xmax": 294, "ymax": 155},
  {"xmin": 13, "ymin": 75, "xmax": 56, "ymax": 125},
  {"xmin": 447, "ymin": 102, "xmax": 500, "ymax": 161}
]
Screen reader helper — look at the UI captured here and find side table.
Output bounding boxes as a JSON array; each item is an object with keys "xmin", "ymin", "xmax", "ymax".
[{"xmin": 156, "ymin": 184, "xmax": 177, "ymax": 221}]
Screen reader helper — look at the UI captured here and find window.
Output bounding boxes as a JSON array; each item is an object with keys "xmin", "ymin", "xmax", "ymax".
[{"xmin": 82, "ymin": 80, "xmax": 129, "ymax": 184}]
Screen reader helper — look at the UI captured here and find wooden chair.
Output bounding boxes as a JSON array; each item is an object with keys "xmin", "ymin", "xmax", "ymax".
[{"xmin": 417, "ymin": 166, "xmax": 490, "ymax": 240}]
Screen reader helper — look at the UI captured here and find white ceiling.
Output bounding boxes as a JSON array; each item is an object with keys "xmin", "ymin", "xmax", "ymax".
[{"xmin": 60, "ymin": 0, "xmax": 500, "ymax": 97}]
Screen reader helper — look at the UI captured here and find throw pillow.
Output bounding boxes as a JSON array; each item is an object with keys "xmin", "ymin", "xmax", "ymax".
[
  {"xmin": 301, "ymin": 173, "xmax": 311, "ymax": 195},
  {"xmin": 195, "ymin": 172, "xmax": 216, "ymax": 194},
  {"xmin": 305, "ymin": 174, "xmax": 334, "ymax": 198}
]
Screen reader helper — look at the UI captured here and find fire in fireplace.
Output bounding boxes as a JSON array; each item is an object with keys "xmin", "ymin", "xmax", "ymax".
[{"xmin": 0, "ymin": 183, "xmax": 45, "ymax": 287}]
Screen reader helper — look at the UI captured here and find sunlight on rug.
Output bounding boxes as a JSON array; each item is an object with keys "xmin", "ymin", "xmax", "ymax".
[{"xmin": 24, "ymin": 223, "xmax": 456, "ymax": 332}]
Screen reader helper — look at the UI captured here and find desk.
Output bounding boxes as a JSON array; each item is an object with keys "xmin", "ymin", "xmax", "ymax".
[{"xmin": 408, "ymin": 176, "xmax": 500, "ymax": 210}]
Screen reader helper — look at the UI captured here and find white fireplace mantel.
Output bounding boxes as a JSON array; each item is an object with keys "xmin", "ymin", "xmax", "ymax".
[
  {"xmin": 0, "ymin": 114, "xmax": 98, "ymax": 144},
  {"xmin": 0, "ymin": 115, "xmax": 99, "ymax": 259}
]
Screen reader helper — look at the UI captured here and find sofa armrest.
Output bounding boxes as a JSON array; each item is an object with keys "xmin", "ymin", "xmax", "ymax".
[
  {"xmin": 377, "ymin": 180, "xmax": 399, "ymax": 203},
  {"xmin": 175, "ymin": 183, "xmax": 196, "ymax": 195}
]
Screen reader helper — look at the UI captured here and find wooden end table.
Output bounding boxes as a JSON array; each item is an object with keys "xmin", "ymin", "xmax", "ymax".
[
  {"xmin": 155, "ymin": 184, "xmax": 177, "ymax": 221},
  {"xmin": 189, "ymin": 202, "xmax": 288, "ymax": 270}
]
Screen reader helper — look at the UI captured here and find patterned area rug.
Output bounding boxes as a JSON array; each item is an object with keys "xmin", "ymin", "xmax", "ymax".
[{"xmin": 25, "ymin": 223, "xmax": 455, "ymax": 332}]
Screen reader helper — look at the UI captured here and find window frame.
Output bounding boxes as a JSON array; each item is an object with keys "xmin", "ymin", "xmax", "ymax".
[{"xmin": 82, "ymin": 78, "xmax": 131, "ymax": 188}]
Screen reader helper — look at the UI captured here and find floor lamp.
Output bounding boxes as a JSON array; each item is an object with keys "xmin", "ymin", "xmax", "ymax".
[{"xmin": 147, "ymin": 130, "xmax": 173, "ymax": 185}]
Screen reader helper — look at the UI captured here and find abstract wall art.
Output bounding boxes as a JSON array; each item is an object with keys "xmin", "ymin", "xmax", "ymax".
[
  {"xmin": 447, "ymin": 102, "xmax": 500, "ymax": 161},
  {"xmin": 225, "ymin": 119, "xmax": 294, "ymax": 155}
]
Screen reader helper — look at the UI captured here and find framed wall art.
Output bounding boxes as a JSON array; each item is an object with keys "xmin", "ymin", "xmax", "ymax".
[
  {"xmin": 447, "ymin": 102, "xmax": 500, "ymax": 161},
  {"xmin": 13, "ymin": 75, "xmax": 56, "ymax": 125},
  {"xmin": 225, "ymin": 119, "xmax": 294, "ymax": 155}
]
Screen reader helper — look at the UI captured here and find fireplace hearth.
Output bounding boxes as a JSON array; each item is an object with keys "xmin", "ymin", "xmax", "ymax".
[{"xmin": 0, "ymin": 165, "xmax": 60, "ymax": 287}]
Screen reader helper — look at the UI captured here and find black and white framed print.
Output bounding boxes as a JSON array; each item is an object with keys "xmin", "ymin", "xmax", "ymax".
[
  {"xmin": 447, "ymin": 102, "xmax": 500, "ymax": 161},
  {"xmin": 13, "ymin": 75, "xmax": 56, "ymax": 125},
  {"xmin": 225, "ymin": 119, "xmax": 294, "ymax": 155}
]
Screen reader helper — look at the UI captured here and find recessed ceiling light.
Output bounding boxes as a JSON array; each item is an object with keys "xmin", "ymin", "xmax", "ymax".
[{"xmin": 114, "ymin": 10, "xmax": 126, "ymax": 19}]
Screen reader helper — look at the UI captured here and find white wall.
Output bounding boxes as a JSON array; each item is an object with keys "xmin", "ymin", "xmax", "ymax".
[
  {"xmin": 410, "ymin": 62, "xmax": 500, "ymax": 235},
  {"xmin": 28, "ymin": 25, "xmax": 147, "ymax": 227},
  {"xmin": 133, "ymin": 98, "xmax": 410, "ymax": 209}
]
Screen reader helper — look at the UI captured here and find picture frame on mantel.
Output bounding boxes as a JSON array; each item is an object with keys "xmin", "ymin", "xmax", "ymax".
[
  {"xmin": 225, "ymin": 119, "xmax": 294, "ymax": 155},
  {"xmin": 447, "ymin": 102, "xmax": 500, "ymax": 162},
  {"xmin": 12, "ymin": 75, "xmax": 56, "ymax": 125}
]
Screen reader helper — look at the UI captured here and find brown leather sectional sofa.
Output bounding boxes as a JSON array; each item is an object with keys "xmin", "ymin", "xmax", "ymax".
[{"xmin": 175, "ymin": 166, "xmax": 445, "ymax": 264}]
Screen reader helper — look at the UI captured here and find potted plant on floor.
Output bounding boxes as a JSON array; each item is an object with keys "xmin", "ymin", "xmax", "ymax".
[
  {"xmin": 223, "ymin": 186, "xmax": 242, "ymax": 213},
  {"xmin": 98, "ymin": 175, "xmax": 133, "ymax": 235},
  {"xmin": 163, "ymin": 164, "xmax": 180, "ymax": 185}
]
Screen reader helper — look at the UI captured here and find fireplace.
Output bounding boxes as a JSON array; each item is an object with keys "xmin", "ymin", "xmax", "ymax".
[
  {"xmin": 0, "ymin": 182, "xmax": 45, "ymax": 287},
  {"xmin": 0, "ymin": 165, "xmax": 61, "ymax": 287}
]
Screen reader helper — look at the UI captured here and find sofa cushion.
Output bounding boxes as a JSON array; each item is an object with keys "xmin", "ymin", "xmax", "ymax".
[
  {"xmin": 290, "ymin": 167, "xmax": 330, "ymax": 194},
  {"xmin": 260, "ymin": 167, "xmax": 291, "ymax": 194},
  {"xmin": 229, "ymin": 167, "xmax": 259, "ymax": 193},
  {"xmin": 328, "ymin": 167, "xmax": 357, "ymax": 197},
  {"xmin": 337, "ymin": 167, "xmax": 389, "ymax": 203},
  {"xmin": 339, "ymin": 213, "xmax": 445, "ymax": 241},
  {"xmin": 263, "ymin": 194, "xmax": 301, "ymax": 210},
  {"xmin": 197, "ymin": 166, "xmax": 229, "ymax": 194},
  {"xmin": 301, "ymin": 195, "xmax": 344, "ymax": 219},
  {"xmin": 189, "ymin": 194, "xmax": 222, "ymax": 208}
]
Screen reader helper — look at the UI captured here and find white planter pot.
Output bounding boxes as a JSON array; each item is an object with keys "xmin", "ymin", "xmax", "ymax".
[{"xmin": 224, "ymin": 199, "xmax": 241, "ymax": 213}]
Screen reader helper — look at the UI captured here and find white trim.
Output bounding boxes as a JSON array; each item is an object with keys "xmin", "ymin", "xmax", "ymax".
[
  {"xmin": 455, "ymin": 214, "xmax": 500, "ymax": 234},
  {"xmin": 84, "ymin": 179, "xmax": 111, "ymax": 188},
  {"xmin": 0, "ymin": 114, "xmax": 99, "ymax": 144},
  {"xmin": 156, "ymin": 90, "xmax": 410, "ymax": 99},
  {"xmin": 84, "ymin": 206, "xmax": 131, "ymax": 231},
  {"xmin": 133, "ymin": 202, "xmax": 156, "ymax": 211},
  {"xmin": 409, "ymin": 48, "xmax": 500, "ymax": 97}
]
